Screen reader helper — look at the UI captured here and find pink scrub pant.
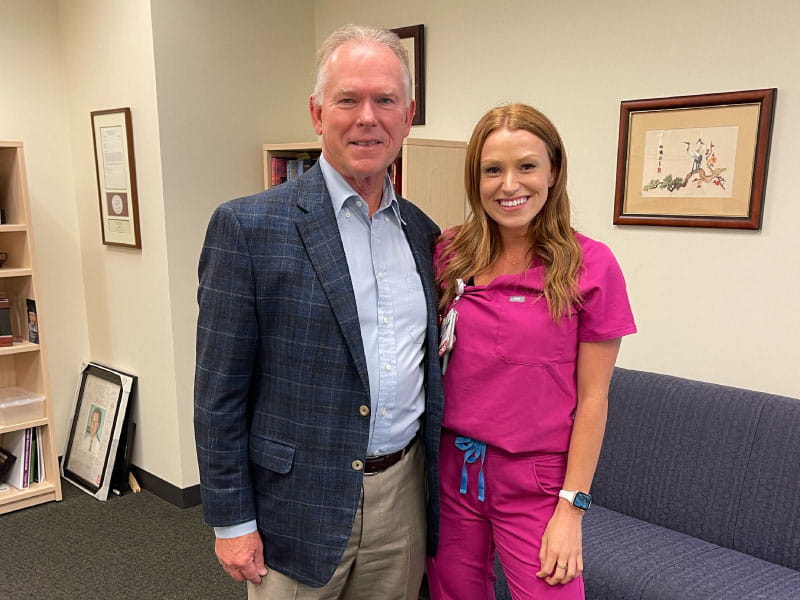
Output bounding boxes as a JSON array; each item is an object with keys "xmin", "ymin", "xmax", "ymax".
[{"xmin": 427, "ymin": 429, "xmax": 584, "ymax": 600}]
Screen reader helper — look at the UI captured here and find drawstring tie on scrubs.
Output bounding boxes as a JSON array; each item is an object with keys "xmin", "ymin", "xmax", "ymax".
[{"xmin": 455, "ymin": 437, "xmax": 486, "ymax": 501}]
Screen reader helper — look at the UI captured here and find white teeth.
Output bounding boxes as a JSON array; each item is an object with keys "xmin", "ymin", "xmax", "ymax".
[{"xmin": 499, "ymin": 197, "xmax": 528, "ymax": 207}]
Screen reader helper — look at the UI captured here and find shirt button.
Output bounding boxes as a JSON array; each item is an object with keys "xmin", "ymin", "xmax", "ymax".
[
  {"xmin": 383, "ymin": 317, "xmax": 389, "ymax": 324},
  {"xmin": 377, "ymin": 272, "xmax": 384, "ymax": 279},
  {"xmin": 356, "ymin": 200, "xmax": 363, "ymax": 207},
  {"xmin": 384, "ymin": 216, "xmax": 389, "ymax": 222},
  {"xmin": 359, "ymin": 405, "xmax": 370, "ymax": 416},
  {"xmin": 385, "ymin": 364, "xmax": 392, "ymax": 371},
  {"xmin": 381, "ymin": 409, "xmax": 388, "ymax": 416},
  {"xmin": 345, "ymin": 210, "xmax": 351, "ymax": 218},
  {"xmin": 352, "ymin": 460, "xmax": 364, "ymax": 471}
]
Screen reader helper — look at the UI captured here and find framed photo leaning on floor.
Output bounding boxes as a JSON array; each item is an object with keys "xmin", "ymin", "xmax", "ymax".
[{"xmin": 62, "ymin": 362, "xmax": 136, "ymax": 500}]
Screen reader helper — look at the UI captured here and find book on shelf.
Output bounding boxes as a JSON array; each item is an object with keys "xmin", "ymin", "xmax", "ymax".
[
  {"xmin": 29, "ymin": 427, "xmax": 44, "ymax": 483},
  {"xmin": 1, "ymin": 427, "xmax": 32, "ymax": 489},
  {"xmin": 36, "ymin": 427, "xmax": 45, "ymax": 483},
  {"xmin": 270, "ymin": 154, "xmax": 318, "ymax": 187},
  {"xmin": 28, "ymin": 426, "xmax": 37, "ymax": 483},
  {"xmin": 0, "ymin": 445, "xmax": 16, "ymax": 483},
  {"xmin": 271, "ymin": 157, "xmax": 288, "ymax": 186},
  {"xmin": 0, "ymin": 298, "xmax": 12, "ymax": 347},
  {"xmin": 26, "ymin": 298, "xmax": 39, "ymax": 344}
]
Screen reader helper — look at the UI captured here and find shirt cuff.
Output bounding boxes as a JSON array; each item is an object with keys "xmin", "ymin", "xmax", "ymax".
[{"xmin": 214, "ymin": 520, "xmax": 257, "ymax": 539}]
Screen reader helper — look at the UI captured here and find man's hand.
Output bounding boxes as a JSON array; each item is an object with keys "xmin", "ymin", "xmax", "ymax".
[{"xmin": 215, "ymin": 531, "xmax": 269, "ymax": 584}]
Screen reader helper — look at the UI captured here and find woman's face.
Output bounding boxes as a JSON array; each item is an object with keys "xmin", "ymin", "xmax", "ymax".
[{"xmin": 478, "ymin": 127, "xmax": 555, "ymax": 238}]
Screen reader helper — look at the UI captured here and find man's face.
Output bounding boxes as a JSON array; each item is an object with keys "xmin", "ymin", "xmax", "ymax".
[
  {"xmin": 310, "ymin": 42, "xmax": 415, "ymax": 186},
  {"xmin": 90, "ymin": 411, "xmax": 101, "ymax": 436}
]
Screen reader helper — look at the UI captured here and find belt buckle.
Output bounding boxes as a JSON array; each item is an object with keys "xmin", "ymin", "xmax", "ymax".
[{"xmin": 363, "ymin": 434, "xmax": 417, "ymax": 476}]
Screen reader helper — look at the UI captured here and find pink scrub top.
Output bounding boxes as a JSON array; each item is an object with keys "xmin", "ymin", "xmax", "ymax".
[{"xmin": 436, "ymin": 232, "xmax": 637, "ymax": 454}]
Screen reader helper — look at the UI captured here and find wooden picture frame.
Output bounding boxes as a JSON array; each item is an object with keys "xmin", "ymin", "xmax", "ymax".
[
  {"xmin": 62, "ymin": 362, "xmax": 136, "ymax": 500},
  {"xmin": 613, "ymin": 89, "xmax": 776, "ymax": 229},
  {"xmin": 91, "ymin": 107, "xmax": 142, "ymax": 247},
  {"xmin": 391, "ymin": 24, "xmax": 425, "ymax": 126}
]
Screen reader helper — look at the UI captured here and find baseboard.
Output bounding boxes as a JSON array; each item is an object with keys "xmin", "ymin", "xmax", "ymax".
[
  {"xmin": 56, "ymin": 455, "xmax": 201, "ymax": 508},
  {"xmin": 129, "ymin": 465, "xmax": 201, "ymax": 509}
]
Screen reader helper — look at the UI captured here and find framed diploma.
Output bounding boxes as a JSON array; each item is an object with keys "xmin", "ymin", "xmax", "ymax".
[
  {"xmin": 91, "ymin": 108, "xmax": 142, "ymax": 248},
  {"xmin": 62, "ymin": 362, "xmax": 136, "ymax": 500}
]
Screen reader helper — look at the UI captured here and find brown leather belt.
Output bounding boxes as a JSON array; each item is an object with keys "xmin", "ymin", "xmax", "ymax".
[{"xmin": 364, "ymin": 434, "xmax": 419, "ymax": 474}]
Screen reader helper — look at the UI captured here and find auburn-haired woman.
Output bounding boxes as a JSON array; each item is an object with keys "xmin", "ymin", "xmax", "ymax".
[{"xmin": 427, "ymin": 104, "xmax": 636, "ymax": 599}]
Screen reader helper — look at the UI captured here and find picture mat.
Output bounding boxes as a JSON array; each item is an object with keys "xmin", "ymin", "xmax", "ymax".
[{"xmin": 624, "ymin": 103, "xmax": 760, "ymax": 217}]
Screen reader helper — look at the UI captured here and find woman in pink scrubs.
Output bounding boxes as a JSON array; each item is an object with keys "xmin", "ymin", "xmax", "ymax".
[{"xmin": 427, "ymin": 104, "xmax": 636, "ymax": 599}]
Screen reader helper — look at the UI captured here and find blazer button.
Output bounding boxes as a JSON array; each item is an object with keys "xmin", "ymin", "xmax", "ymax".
[
  {"xmin": 359, "ymin": 405, "xmax": 370, "ymax": 416},
  {"xmin": 352, "ymin": 460, "xmax": 364, "ymax": 471}
]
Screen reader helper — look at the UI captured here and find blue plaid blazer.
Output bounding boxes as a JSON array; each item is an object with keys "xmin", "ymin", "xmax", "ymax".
[{"xmin": 194, "ymin": 164, "xmax": 444, "ymax": 587}]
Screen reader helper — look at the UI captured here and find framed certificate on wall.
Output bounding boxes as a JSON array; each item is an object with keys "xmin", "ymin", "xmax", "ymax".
[{"xmin": 91, "ymin": 107, "xmax": 142, "ymax": 248}]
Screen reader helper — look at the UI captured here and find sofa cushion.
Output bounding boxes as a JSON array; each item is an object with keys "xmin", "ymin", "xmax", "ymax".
[
  {"xmin": 583, "ymin": 505, "xmax": 800, "ymax": 599},
  {"xmin": 735, "ymin": 393, "xmax": 800, "ymax": 570},
  {"xmin": 593, "ymin": 368, "xmax": 764, "ymax": 551}
]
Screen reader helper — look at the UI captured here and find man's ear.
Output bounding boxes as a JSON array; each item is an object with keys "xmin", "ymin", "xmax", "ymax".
[
  {"xmin": 403, "ymin": 98, "xmax": 417, "ymax": 133},
  {"xmin": 309, "ymin": 96, "xmax": 323, "ymax": 135}
]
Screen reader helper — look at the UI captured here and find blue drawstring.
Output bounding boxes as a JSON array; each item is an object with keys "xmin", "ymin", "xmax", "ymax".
[{"xmin": 455, "ymin": 437, "xmax": 486, "ymax": 501}]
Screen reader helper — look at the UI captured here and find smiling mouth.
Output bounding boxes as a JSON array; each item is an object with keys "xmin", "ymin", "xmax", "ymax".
[
  {"xmin": 498, "ymin": 196, "xmax": 529, "ymax": 208},
  {"xmin": 351, "ymin": 140, "xmax": 382, "ymax": 147}
]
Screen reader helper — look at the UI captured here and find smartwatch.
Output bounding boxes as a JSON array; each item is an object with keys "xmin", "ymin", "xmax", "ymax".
[{"xmin": 559, "ymin": 489, "xmax": 592, "ymax": 511}]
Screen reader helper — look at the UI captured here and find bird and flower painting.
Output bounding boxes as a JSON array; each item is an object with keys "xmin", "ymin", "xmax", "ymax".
[{"xmin": 613, "ymin": 89, "xmax": 776, "ymax": 229}]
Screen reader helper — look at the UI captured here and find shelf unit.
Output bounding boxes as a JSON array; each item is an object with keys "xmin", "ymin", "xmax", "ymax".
[
  {"xmin": 263, "ymin": 138, "xmax": 467, "ymax": 230},
  {"xmin": 0, "ymin": 141, "xmax": 62, "ymax": 514}
]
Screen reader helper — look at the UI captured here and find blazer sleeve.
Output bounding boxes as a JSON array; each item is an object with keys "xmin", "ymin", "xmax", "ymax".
[{"xmin": 194, "ymin": 202, "xmax": 258, "ymax": 527}]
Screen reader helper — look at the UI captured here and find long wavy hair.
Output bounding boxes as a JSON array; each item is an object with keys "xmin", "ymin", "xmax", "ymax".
[{"xmin": 436, "ymin": 103, "xmax": 583, "ymax": 321}]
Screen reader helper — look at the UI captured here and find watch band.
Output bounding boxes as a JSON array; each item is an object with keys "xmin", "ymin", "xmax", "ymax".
[
  {"xmin": 559, "ymin": 489, "xmax": 592, "ymax": 510},
  {"xmin": 559, "ymin": 489, "xmax": 578, "ymax": 503}
]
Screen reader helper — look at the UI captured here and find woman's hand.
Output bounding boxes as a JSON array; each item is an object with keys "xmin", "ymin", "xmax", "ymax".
[
  {"xmin": 535, "ymin": 500, "xmax": 584, "ymax": 585},
  {"xmin": 534, "ymin": 338, "xmax": 621, "ymax": 585}
]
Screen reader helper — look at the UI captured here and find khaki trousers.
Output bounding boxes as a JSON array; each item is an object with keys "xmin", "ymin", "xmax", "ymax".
[{"xmin": 248, "ymin": 440, "xmax": 426, "ymax": 600}]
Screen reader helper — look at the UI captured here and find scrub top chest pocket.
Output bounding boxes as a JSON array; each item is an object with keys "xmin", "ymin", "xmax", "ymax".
[{"xmin": 494, "ymin": 292, "xmax": 578, "ymax": 366}]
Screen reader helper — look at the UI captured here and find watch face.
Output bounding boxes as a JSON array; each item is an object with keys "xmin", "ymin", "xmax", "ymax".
[{"xmin": 574, "ymin": 492, "xmax": 592, "ymax": 510}]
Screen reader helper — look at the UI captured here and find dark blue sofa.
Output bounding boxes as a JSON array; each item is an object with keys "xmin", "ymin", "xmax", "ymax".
[
  {"xmin": 423, "ymin": 368, "xmax": 800, "ymax": 599},
  {"xmin": 583, "ymin": 368, "xmax": 800, "ymax": 598}
]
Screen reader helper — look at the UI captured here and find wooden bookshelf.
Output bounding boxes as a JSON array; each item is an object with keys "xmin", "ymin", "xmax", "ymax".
[
  {"xmin": 263, "ymin": 138, "xmax": 467, "ymax": 230},
  {"xmin": 0, "ymin": 141, "xmax": 62, "ymax": 514}
]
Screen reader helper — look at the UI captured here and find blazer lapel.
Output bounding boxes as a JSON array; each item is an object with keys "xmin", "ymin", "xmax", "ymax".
[
  {"xmin": 294, "ymin": 169, "xmax": 370, "ymax": 395},
  {"xmin": 401, "ymin": 211, "xmax": 440, "ymax": 368},
  {"xmin": 404, "ymin": 222, "xmax": 435, "ymax": 299}
]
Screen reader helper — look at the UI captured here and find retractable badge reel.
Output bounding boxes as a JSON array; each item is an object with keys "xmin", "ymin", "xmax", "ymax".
[{"xmin": 439, "ymin": 278, "xmax": 465, "ymax": 375}]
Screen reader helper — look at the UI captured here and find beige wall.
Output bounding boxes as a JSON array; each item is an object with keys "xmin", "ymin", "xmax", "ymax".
[
  {"xmin": 57, "ymin": 0, "xmax": 316, "ymax": 488},
  {"xmin": 6, "ymin": 0, "xmax": 315, "ymax": 491},
  {"xmin": 315, "ymin": 0, "xmax": 800, "ymax": 398},
  {"xmin": 2, "ymin": 0, "xmax": 797, "ymax": 495},
  {"xmin": 149, "ymin": 0, "xmax": 316, "ymax": 485},
  {"xmin": 0, "ymin": 0, "xmax": 90, "ymax": 456},
  {"xmin": 57, "ymin": 0, "xmax": 183, "ymax": 482}
]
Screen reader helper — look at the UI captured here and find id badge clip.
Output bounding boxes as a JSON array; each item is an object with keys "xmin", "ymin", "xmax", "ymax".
[{"xmin": 439, "ymin": 279, "xmax": 465, "ymax": 374}]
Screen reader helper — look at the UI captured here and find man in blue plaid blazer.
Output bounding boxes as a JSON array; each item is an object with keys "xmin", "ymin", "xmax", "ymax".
[{"xmin": 194, "ymin": 25, "xmax": 444, "ymax": 599}]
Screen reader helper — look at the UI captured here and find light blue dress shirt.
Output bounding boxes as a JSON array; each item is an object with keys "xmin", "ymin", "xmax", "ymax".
[{"xmin": 215, "ymin": 156, "xmax": 427, "ymax": 539}]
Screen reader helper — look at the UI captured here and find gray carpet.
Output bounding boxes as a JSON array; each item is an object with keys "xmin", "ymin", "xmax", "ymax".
[{"xmin": 0, "ymin": 478, "xmax": 244, "ymax": 599}]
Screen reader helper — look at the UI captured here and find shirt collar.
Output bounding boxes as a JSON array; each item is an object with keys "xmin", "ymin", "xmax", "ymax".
[{"xmin": 318, "ymin": 154, "xmax": 406, "ymax": 225}]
